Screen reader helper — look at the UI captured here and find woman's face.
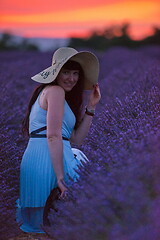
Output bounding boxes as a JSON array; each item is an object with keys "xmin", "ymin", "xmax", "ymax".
[{"xmin": 56, "ymin": 68, "xmax": 79, "ymax": 92}]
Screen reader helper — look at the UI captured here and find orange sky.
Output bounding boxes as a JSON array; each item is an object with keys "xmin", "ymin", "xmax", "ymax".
[{"xmin": 0, "ymin": 0, "xmax": 160, "ymax": 39}]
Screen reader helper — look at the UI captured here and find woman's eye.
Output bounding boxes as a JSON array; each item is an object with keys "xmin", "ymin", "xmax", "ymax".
[
  {"xmin": 63, "ymin": 71, "xmax": 69, "ymax": 74},
  {"xmin": 74, "ymin": 71, "xmax": 79, "ymax": 76}
]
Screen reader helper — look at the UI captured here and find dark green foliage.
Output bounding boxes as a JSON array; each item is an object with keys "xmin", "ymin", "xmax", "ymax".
[
  {"xmin": 69, "ymin": 24, "xmax": 160, "ymax": 50},
  {"xmin": 0, "ymin": 32, "xmax": 39, "ymax": 51}
]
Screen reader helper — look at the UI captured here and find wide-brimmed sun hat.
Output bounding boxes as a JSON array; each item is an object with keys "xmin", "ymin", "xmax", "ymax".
[{"xmin": 31, "ymin": 47, "xmax": 99, "ymax": 90}]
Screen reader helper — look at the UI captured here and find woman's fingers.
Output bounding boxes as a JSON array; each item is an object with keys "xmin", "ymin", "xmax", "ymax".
[
  {"xmin": 60, "ymin": 189, "xmax": 68, "ymax": 199},
  {"xmin": 57, "ymin": 179, "xmax": 68, "ymax": 199},
  {"xmin": 88, "ymin": 84, "xmax": 101, "ymax": 107},
  {"xmin": 93, "ymin": 84, "xmax": 100, "ymax": 95},
  {"xmin": 95, "ymin": 84, "xmax": 101, "ymax": 95},
  {"xmin": 59, "ymin": 189, "xmax": 69, "ymax": 200}
]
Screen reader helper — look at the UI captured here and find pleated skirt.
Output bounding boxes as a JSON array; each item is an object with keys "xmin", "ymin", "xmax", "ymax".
[{"xmin": 17, "ymin": 138, "xmax": 83, "ymax": 232}]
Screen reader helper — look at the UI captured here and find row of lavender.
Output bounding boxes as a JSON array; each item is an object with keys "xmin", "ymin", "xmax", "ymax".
[
  {"xmin": 47, "ymin": 46, "xmax": 160, "ymax": 240},
  {"xmin": 0, "ymin": 46, "xmax": 160, "ymax": 239},
  {"xmin": 0, "ymin": 51, "xmax": 53, "ymax": 239}
]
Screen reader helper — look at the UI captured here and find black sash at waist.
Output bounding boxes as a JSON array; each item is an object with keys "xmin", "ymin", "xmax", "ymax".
[{"xmin": 29, "ymin": 126, "xmax": 69, "ymax": 141}]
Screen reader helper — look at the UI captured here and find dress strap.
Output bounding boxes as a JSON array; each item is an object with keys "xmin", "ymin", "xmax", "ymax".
[{"xmin": 29, "ymin": 126, "xmax": 69, "ymax": 141}]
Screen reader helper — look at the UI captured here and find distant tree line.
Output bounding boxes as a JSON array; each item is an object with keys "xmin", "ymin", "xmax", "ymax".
[
  {"xmin": 0, "ymin": 33, "xmax": 39, "ymax": 51},
  {"xmin": 0, "ymin": 23, "xmax": 159, "ymax": 51},
  {"xmin": 68, "ymin": 23, "xmax": 160, "ymax": 50}
]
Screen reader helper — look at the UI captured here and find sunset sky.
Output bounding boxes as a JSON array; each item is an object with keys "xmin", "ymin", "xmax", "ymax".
[{"xmin": 0, "ymin": 0, "xmax": 160, "ymax": 40}]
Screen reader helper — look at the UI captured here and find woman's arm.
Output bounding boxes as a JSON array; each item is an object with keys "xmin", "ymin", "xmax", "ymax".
[
  {"xmin": 46, "ymin": 85, "xmax": 67, "ymax": 196},
  {"xmin": 70, "ymin": 84, "xmax": 101, "ymax": 145}
]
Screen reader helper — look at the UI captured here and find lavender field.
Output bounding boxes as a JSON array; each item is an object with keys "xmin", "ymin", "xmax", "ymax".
[{"xmin": 1, "ymin": 46, "xmax": 160, "ymax": 240}]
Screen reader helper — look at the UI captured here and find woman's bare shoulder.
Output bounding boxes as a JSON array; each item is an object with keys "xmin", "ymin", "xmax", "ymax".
[{"xmin": 45, "ymin": 85, "xmax": 65, "ymax": 98}]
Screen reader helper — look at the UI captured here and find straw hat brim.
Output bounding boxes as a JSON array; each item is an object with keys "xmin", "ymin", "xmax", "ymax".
[{"xmin": 31, "ymin": 51, "xmax": 99, "ymax": 90}]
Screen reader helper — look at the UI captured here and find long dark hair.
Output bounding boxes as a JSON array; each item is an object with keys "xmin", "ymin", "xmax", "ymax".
[{"xmin": 22, "ymin": 60, "xmax": 84, "ymax": 135}]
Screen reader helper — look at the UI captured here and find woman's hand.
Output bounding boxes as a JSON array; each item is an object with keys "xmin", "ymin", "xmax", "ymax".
[
  {"xmin": 57, "ymin": 179, "xmax": 68, "ymax": 198},
  {"xmin": 87, "ymin": 84, "xmax": 101, "ymax": 109}
]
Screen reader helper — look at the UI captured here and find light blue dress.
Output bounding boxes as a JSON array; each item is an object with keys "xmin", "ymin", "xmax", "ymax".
[{"xmin": 16, "ymin": 93, "xmax": 84, "ymax": 233}]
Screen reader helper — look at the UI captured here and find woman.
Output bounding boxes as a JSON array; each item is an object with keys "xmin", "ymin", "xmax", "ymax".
[{"xmin": 16, "ymin": 47, "xmax": 101, "ymax": 234}]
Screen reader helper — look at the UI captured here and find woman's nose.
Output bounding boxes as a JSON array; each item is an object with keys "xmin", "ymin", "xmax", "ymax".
[{"xmin": 68, "ymin": 73, "xmax": 75, "ymax": 81}]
